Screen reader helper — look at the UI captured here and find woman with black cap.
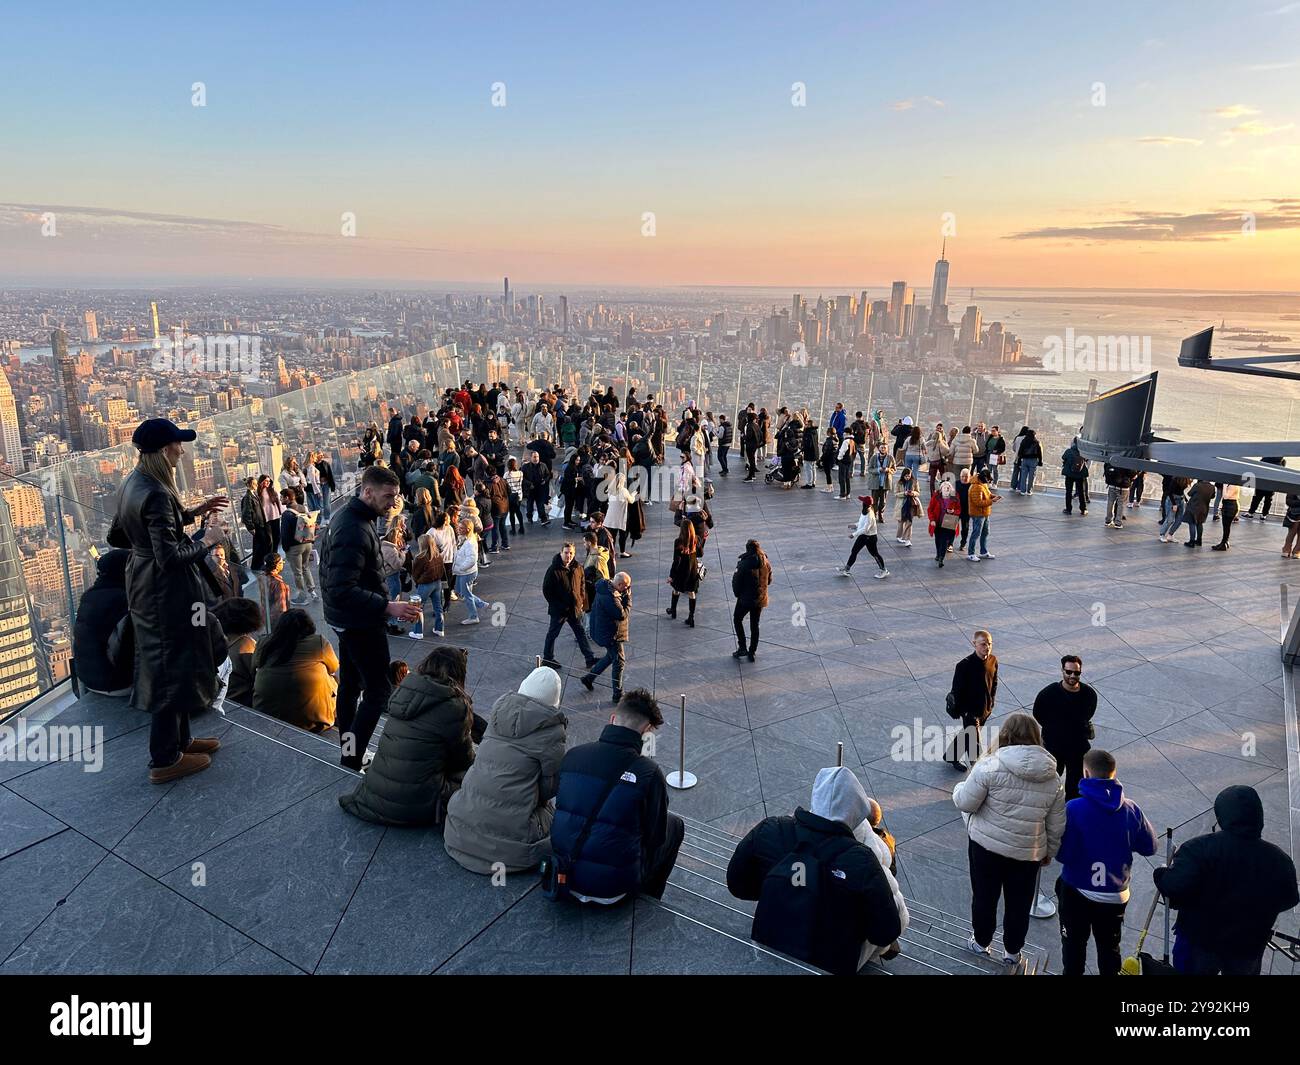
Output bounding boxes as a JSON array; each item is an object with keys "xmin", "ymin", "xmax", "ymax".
[{"xmin": 109, "ymin": 418, "xmax": 230, "ymax": 783}]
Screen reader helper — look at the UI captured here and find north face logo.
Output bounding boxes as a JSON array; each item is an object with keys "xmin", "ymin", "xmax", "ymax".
[{"xmin": 620, "ymin": 771, "xmax": 637, "ymax": 783}]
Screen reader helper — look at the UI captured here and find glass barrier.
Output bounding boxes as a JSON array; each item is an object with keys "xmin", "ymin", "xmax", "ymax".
[{"xmin": 7, "ymin": 339, "xmax": 1300, "ymax": 723}]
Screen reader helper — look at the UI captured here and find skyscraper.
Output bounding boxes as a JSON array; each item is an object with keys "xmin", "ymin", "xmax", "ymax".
[
  {"xmin": 560, "ymin": 295, "xmax": 569, "ymax": 334},
  {"xmin": 0, "ymin": 493, "xmax": 43, "ymax": 719},
  {"xmin": 930, "ymin": 240, "xmax": 950, "ymax": 330},
  {"xmin": 82, "ymin": 310, "xmax": 98, "ymax": 341},
  {"xmin": 889, "ymin": 282, "xmax": 913, "ymax": 336},
  {"xmin": 0, "ymin": 368, "xmax": 24, "ymax": 473},
  {"xmin": 958, "ymin": 305, "xmax": 983, "ymax": 351},
  {"xmin": 53, "ymin": 330, "xmax": 85, "ymax": 452},
  {"xmin": 503, "ymin": 277, "xmax": 512, "ymax": 320}
]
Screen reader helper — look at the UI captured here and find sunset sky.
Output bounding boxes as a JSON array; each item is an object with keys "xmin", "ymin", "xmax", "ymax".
[{"xmin": 4, "ymin": 0, "xmax": 1299, "ymax": 290}]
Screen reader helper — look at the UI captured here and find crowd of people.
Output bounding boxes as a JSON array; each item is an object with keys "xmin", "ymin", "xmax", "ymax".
[{"xmin": 71, "ymin": 379, "xmax": 1300, "ymax": 976}]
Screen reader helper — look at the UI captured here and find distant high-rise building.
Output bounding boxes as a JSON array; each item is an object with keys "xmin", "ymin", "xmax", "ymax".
[
  {"xmin": 0, "ymin": 494, "xmax": 43, "ymax": 719},
  {"xmin": 52, "ymin": 330, "xmax": 85, "ymax": 452},
  {"xmin": 503, "ymin": 277, "xmax": 512, "ymax": 320},
  {"xmin": 930, "ymin": 241, "xmax": 950, "ymax": 330},
  {"xmin": 889, "ymin": 283, "xmax": 913, "ymax": 336},
  {"xmin": 82, "ymin": 310, "xmax": 99, "ymax": 341},
  {"xmin": 0, "ymin": 369, "xmax": 24, "ymax": 473},
  {"xmin": 869, "ymin": 300, "xmax": 889, "ymax": 335},
  {"xmin": 958, "ymin": 306, "xmax": 983, "ymax": 350},
  {"xmin": 560, "ymin": 295, "xmax": 569, "ymax": 334}
]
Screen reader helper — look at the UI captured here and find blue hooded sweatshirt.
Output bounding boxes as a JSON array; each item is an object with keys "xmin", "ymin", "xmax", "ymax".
[{"xmin": 1056, "ymin": 777, "xmax": 1157, "ymax": 904}]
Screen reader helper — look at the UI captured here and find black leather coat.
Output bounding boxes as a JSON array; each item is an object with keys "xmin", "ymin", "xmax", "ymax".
[{"xmin": 108, "ymin": 469, "xmax": 220, "ymax": 715}]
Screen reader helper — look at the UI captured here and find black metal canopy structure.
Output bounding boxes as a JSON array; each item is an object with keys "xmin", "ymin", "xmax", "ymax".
[{"xmin": 1076, "ymin": 326, "xmax": 1300, "ymax": 493}]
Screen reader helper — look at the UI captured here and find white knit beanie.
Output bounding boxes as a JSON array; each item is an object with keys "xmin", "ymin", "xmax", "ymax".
[{"xmin": 518, "ymin": 666, "xmax": 562, "ymax": 707}]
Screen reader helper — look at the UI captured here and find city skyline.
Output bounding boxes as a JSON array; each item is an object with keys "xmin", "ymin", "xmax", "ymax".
[{"xmin": 3, "ymin": 1, "xmax": 1299, "ymax": 290}]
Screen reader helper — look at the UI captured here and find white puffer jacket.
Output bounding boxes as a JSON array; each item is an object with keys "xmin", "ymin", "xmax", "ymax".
[
  {"xmin": 853, "ymin": 821, "xmax": 910, "ymax": 966},
  {"xmin": 953, "ymin": 744, "xmax": 1066, "ymax": 862}
]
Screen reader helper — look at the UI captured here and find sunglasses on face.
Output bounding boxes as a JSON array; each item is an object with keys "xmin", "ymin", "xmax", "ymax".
[{"xmin": 1063, "ymin": 669, "xmax": 1082, "ymax": 677}]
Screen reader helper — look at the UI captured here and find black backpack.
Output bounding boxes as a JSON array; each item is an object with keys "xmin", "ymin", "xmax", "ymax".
[{"xmin": 752, "ymin": 830, "xmax": 863, "ymax": 974}]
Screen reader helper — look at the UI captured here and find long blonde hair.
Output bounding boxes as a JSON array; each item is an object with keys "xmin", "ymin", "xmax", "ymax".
[{"xmin": 137, "ymin": 450, "xmax": 181, "ymax": 503}]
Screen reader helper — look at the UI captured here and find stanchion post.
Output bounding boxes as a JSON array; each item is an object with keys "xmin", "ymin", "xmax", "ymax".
[
  {"xmin": 1162, "ymin": 827, "xmax": 1173, "ymax": 962},
  {"xmin": 1030, "ymin": 864, "xmax": 1056, "ymax": 918},
  {"xmin": 666, "ymin": 693, "xmax": 697, "ymax": 789},
  {"xmin": 835, "ymin": 741, "xmax": 844, "ymax": 767}
]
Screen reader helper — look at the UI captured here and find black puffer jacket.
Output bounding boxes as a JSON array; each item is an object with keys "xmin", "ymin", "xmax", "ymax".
[
  {"xmin": 72, "ymin": 549, "xmax": 134, "ymax": 694},
  {"xmin": 107, "ymin": 469, "xmax": 221, "ymax": 715},
  {"xmin": 1153, "ymin": 785, "xmax": 1298, "ymax": 960},
  {"xmin": 319, "ymin": 495, "xmax": 388, "ymax": 631},
  {"xmin": 338, "ymin": 673, "xmax": 476, "ymax": 825}
]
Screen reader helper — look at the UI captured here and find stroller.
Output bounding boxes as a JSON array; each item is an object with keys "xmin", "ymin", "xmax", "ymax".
[{"xmin": 764, "ymin": 451, "xmax": 801, "ymax": 486}]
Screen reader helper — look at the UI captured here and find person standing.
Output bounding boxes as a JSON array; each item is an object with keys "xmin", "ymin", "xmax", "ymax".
[
  {"xmin": 1284, "ymin": 492, "xmax": 1300, "ymax": 557},
  {"xmin": 541, "ymin": 542, "xmax": 599, "ymax": 670},
  {"xmin": 953, "ymin": 713, "xmax": 1066, "ymax": 971},
  {"xmin": 1061, "ymin": 437, "xmax": 1089, "ymax": 516},
  {"xmin": 984, "ymin": 425, "xmax": 1006, "ymax": 487},
  {"xmin": 666, "ymin": 520, "xmax": 701, "ymax": 627},
  {"xmin": 1016, "ymin": 429, "xmax": 1042, "ymax": 495},
  {"xmin": 1184, "ymin": 479, "xmax": 1215, "ymax": 547},
  {"xmin": 866, "ymin": 443, "xmax": 893, "ymax": 521},
  {"xmin": 927, "ymin": 480, "xmax": 961, "ymax": 567},
  {"xmin": 1246, "ymin": 457, "xmax": 1285, "ymax": 521},
  {"xmin": 1031, "ymin": 655, "xmax": 1097, "ymax": 800},
  {"xmin": 945, "ymin": 630, "xmax": 998, "ymax": 771},
  {"xmin": 716, "ymin": 414, "xmax": 732, "ymax": 477},
  {"xmin": 838, "ymin": 496, "xmax": 889, "ymax": 579},
  {"xmin": 741, "ymin": 407, "xmax": 760, "ymax": 481},
  {"xmin": 1158, "ymin": 476, "xmax": 1190, "ymax": 543},
  {"xmin": 801, "ymin": 418, "xmax": 820, "ymax": 489},
  {"xmin": 320, "ymin": 465, "xmax": 421, "ymax": 770},
  {"xmin": 108, "ymin": 418, "xmax": 230, "ymax": 783},
  {"xmin": 581, "ymin": 572, "xmax": 632, "ymax": 703},
  {"xmin": 731, "ymin": 539, "xmax": 772, "ymax": 662},
  {"xmin": 894, "ymin": 466, "xmax": 921, "ymax": 547},
  {"xmin": 240, "ymin": 476, "xmax": 272, "ymax": 571},
  {"xmin": 1055, "ymin": 749, "xmax": 1157, "ymax": 976},
  {"xmin": 965, "ymin": 469, "xmax": 999, "ymax": 561},
  {"xmin": 1103, "ymin": 463, "xmax": 1134, "ymax": 528},
  {"xmin": 1154, "ymin": 784, "xmax": 1299, "ymax": 975},
  {"xmin": 1211, "ymin": 483, "xmax": 1240, "ymax": 551},
  {"xmin": 835, "ymin": 432, "xmax": 856, "ymax": 500}
]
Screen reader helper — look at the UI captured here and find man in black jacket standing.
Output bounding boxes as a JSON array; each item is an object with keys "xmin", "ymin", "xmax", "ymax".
[
  {"xmin": 541, "ymin": 542, "xmax": 599, "ymax": 670},
  {"xmin": 320, "ymin": 465, "xmax": 421, "ymax": 770},
  {"xmin": 716, "ymin": 414, "xmax": 733, "ymax": 477},
  {"xmin": 1154, "ymin": 785, "xmax": 1298, "ymax": 974},
  {"xmin": 1031, "ymin": 654, "xmax": 1097, "ymax": 800},
  {"xmin": 522, "ymin": 450, "xmax": 552, "ymax": 526},
  {"xmin": 945, "ymin": 629, "xmax": 998, "ymax": 771},
  {"xmin": 732, "ymin": 539, "xmax": 772, "ymax": 662},
  {"xmin": 728, "ymin": 766, "xmax": 905, "ymax": 974},
  {"xmin": 549, "ymin": 689, "xmax": 683, "ymax": 903}
]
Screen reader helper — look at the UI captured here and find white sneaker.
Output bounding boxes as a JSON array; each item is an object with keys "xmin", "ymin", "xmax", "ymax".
[
  {"xmin": 900, "ymin": 539, "xmax": 912, "ymax": 547},
  {"xmin": 432, "ymin": 629, "xmax": 445, "ymax": 637},
  {"xmin": 407, "ymin": 631, "xmax": 424, "ymax": 641},
  {"xmin": 460, "ymin": 618, "xmax": 480, "ymax": 626},
  {"xmin": 1002, "ymin": 950, "xmax": 1024, "ymax": 967},
  {"xmin": 837, "ymin": 567, "xmax": 851, "ymax": 576},
  {"xmin": 967, "ymin": 935, "xmax": 990, "ymax": 957},
  {"xmin": 966, "ymin": 554, "xmax": 979, "ymax": 562},
  {"xmin": 875, "ymin": 569, "xmax": 889, "ymax": 579},
  {"xmin": 980, "ymin": 552, "xmax": 995, "ymax": 559}
]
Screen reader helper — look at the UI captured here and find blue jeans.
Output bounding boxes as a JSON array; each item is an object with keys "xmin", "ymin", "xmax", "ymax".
[
  {"xmin": 905, "ymin": 456, "xmax": 923, "ymax": 484},
  {"xmin": 490, "ymin": 519, "xmax": 509, "ymax": 550},
  {"xmin": 415, "ymin": 580, "xmax": 445, "ymax": 633},
  {"xmin": 386, "ymin": 573, "xmax": 402, "ymax": 601},
  {"xmin": 454, "ymin": 574, "xmax": 488, "ymax": 620},
  {"xmin": 967, "ymin": 516, "xmax": 989, "ymax": 555},
  {"xmin": 586, "ymin": 640, "xmax": 625, "ymax": 697},
  {"xmin": 319, "ymin": 483, "xmax": 332, "ymax": 521},
  {"xmin": 1159, "ymin": 498, "xmax": 1185, "ymax": 537},
  {"xmin": 1019, "ymin": 459, "xmax": 1038, "ymax": 493}
]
